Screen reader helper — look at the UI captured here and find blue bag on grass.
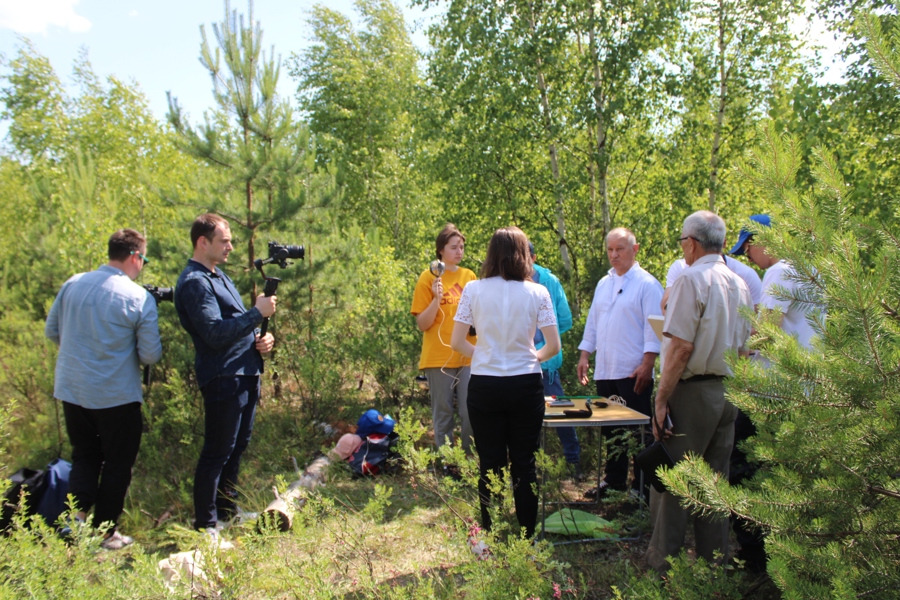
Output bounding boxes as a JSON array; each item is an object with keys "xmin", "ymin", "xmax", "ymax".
[
  {"xmin": 36, "ymin": 458, "xmax": 71, "ymax": 526},
  {"xmin": 1, "ymin": 458, "xmax": 71, "ymax": 532}
]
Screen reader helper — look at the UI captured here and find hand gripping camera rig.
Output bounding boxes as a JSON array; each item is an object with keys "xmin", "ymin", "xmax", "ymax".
[
  {"xmin": 141, "ymin": 285, "xmax": 174, "ymax": 387},
  {"xmin": 253, "ymin": 241, "xmax": 305, "ymax": 336}
]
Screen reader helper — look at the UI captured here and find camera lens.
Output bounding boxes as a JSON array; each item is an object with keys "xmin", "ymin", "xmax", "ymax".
[{"xmin": 285, "ymin": 245, "xmax": 305, "ymax": 260}]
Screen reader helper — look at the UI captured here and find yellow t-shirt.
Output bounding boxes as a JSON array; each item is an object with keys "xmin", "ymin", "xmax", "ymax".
[{"xmin": 411, "ymin": 267, "xmax": 477, "ymax": 369}]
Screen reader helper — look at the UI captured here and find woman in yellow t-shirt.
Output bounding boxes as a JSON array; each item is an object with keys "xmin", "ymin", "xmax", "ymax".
[{"xmin": 410, "ymin": 223, "xmax": 477, "ymax": 463}]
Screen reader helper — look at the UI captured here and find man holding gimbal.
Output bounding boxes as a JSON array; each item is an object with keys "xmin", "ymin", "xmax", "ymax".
[
  {"xmin": 45, "ymin": 228, "xmax": 162, "ymax": 550},
  {"xmin": 175, "ymin": 213, "xmax": 276, "ymax": 533}
]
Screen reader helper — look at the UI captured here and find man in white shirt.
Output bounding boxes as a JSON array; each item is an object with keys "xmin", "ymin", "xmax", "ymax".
[
  {"xmin": 577, "ymin": 228, "xmax": 663, "ymax": 500},
  {"xmin": 729, "ymin": 214, "xmax": 817, "ymax": 348},
  {"xmin": 665, "ymin": 252, "xmax": 762, "ymax": 309},
  {"xmin": 726, "ymin": 213, "xmax": 820, "ymax": 572}
]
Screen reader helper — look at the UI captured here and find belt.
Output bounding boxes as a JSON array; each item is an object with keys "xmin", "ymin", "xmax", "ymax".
[{"xmin": 681, "ymin": 374, "xmax": 726, "ymax": 383}]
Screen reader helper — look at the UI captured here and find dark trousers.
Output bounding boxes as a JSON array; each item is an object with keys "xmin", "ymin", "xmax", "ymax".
[
  {"xmin": 541, "ymin": 370, "xmax": 580, "ymax": 464},
  {"xmin": 194, "ymin": 375, "xmax": 259, "ymax": 529},
  {"xmin": 731, "ymin": 409, "xmax": 766, "ymax": 569},
  {"xmin": 467, "ymin": 373, "xmax": 545, "ymax": 539},
  {"xmin": 595, "ymin": 377, "xmax": 653, "ymax": 496},
  {"xmin": 62, "ymin": 401, "xmax": 142, "ymax": 530}
]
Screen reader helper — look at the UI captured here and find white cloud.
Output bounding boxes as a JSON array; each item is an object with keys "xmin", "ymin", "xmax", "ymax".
[
  {"xmin": 129, "ymin": 9, "xmax": 138, "ymax": 18},
  {"xmin": 0, "ymin": 0, "xmax": 91, "ymax": 34}
]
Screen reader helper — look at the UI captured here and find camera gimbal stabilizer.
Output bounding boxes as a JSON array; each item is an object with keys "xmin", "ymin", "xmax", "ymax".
[{"xmin": 253, "ymin": 241, "xmax": 305, "ymax": 336}]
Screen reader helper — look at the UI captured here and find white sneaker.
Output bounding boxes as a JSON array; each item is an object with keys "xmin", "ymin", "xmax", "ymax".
[
  {"xmin": 467, "ymin": 537, "xmax": 491, "ymax": 560},
  {"xmin": 100, "ymin": 531, "xmax": 134, "ymax": 550},
  {"xmin": 203, "ymin": 527, "xmax": 235, "ymax": 550}
]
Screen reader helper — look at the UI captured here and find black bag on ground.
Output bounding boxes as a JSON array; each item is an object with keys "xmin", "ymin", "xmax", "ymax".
[
  {"xmin": 635, "ymin": 440, "xmax": 676, "ymax": 493},
  {"xmin": 1, "ymin": 468, "xmax": 45, "ymax": 532}
]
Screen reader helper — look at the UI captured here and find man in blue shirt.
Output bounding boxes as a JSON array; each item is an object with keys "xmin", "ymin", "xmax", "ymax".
[
  {"xmin": 529, "ymin": 242, "xmax": 581, "ymax": 479},
  {"xmin": 175, "ymin": 214, "xmax": 276, "ymax": 531},
  {"xmin": 46, "ymin": 228, "xmax": 162, "ymax": 550}
]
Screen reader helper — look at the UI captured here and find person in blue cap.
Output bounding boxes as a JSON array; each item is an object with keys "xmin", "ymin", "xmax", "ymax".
[
  {"xmin": 730, "ymin": 214, "xmax": 817, "ymax": 349},
  {"xmin": 727, "ymin": 213, "xmax": 821, "ymax": 572},
  {"xmin": 528, "ymin": 241, "xmax": 582, "ymax": 480}
]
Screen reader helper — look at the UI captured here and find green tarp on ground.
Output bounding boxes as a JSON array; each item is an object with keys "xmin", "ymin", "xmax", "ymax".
[{"xmin": 542, "ymin": 508, "xmax": 620, "ymax": 539}]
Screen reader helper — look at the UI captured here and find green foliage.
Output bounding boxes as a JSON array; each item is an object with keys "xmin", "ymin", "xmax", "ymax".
[
  {"xmin": 0, "ymin": 38, "xmax": 68, "ymax": 162},
  {"xmin": 0, "ymin": 41, "xmax": 196, "ymax": 475},
  {"xmin": 0, "ymin": 510, "xmax": 172, "ymax": 599},
  {"xmin": 661, "ymin": 118, "xmax": 900, "ymax": 599},
  {"xmin": 612, "ymin": 551, "xmax": 743, "ymax": 599},
  {"xmin": 168, "ymin": 0, "xmax": 318, "ymax": 270},
  {"xmin": 288, "ymin": 0, "xmax": 434, "ymax": 257}
]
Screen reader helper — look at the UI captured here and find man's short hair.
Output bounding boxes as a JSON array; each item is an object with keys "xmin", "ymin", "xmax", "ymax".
[
  {"xmin": 683, "ymin": 211, "xmax": 726, "ymax": 252},
  {"xmin": 606, "ymin": 227, "xmax": 637, "ymax": 246},
  {"xmin": 108, "ymin": 229, "xmax": 146, "ymax": 262},
  {"xmin": 481, "ymin": 226, "xmax": 532, "ymax": 281},
  {"xmin": 191, "ymin": 213, "xmax": 229, "ymax": 248},
  {"xmin": 435, "ymin": 223, "xmax": 465, "ymax": 260}
]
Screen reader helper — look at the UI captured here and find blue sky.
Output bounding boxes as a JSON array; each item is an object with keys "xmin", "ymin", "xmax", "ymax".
[
  {"xmin": 0, "ymin": 0, "xmax": 842, "ymax": 129},
  {"xmin": 0, "ymin": 0, "xmax": 437, "ymax": 124}
]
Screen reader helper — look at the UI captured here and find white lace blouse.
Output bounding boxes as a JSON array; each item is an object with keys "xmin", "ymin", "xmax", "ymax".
[{"xmin": 454, "ymin": 277, "xmax": 557, "ymax": 377}]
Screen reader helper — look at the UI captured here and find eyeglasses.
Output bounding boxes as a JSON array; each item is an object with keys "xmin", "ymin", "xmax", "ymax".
[
  {"xmin": 677, "ymin": 235, "xmax": 697, "ymax": 244},
  {"xmin": 131, "ymin": 251, "xmax": 150, "ymax": 265}
]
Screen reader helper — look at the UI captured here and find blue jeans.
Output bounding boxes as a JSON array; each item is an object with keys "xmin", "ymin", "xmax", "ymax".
[
  {"xmin": 193, "ymin": 376, "xmax": 259, "ymax": 529},
  {"xmin": 542, "ymin": 370, "xmax": 580, "ymax": 464}
]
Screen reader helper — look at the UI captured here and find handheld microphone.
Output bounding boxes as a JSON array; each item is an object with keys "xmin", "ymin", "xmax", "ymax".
[{"xmin": 430, "ymin": 260, "xmax": 445, "ymax": 277}]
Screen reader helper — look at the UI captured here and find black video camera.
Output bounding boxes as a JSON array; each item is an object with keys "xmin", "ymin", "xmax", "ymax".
[
  {"xmin": 144, "ymin": 285, "xmax": 174, "ymax": 304},
  {"xmin": 258, "ymin": 241, "xmax": 304, "ymax": 269}
]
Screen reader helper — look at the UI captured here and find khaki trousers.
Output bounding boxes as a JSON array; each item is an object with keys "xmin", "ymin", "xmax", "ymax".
[{"xmin": 646, "ymin": 378, "xmax": 737, "ymax": 572}]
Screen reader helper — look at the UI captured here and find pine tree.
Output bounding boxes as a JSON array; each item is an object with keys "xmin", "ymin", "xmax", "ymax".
[
  {"xmin": 167, "ymin": 0, "xmax": 312, "ymax": 281},
  {"xmin": 661, "ymin": 13, "xmax": 900, "ymax": 598}
]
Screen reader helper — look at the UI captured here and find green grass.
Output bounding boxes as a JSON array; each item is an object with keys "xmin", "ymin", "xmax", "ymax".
[{"xmin": 0, "ymin": 404, "xmax": 780, "ymax": 599}]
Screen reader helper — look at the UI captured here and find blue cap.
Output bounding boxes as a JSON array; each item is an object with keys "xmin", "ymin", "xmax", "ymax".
[
  {"xmin": 729, "ymin": 214, "xmax": 771, "ymax": 255},
  {"xmin": 356, "ymin": 409, "xmax": 395, "ymax": 437}
]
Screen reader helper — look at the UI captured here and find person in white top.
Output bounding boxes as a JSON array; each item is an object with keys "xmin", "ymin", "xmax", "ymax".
[
  {"xmin": 666, "ymin": 253, "xmax": 762, "ymax": 309},
  {"xmin": 729, "ymin": 214, "xmax": 817, "ymax": 349},
  {"xmin": 726, "ymin": 213, "xmax": 820, "ymax": 572},
  {"xmin": 451, "ymin": 226, "xmax": 560, "ymax": 539},
  {"xmin": 576, "ymin": 227, "xmax": 663, "ymax": 500}
]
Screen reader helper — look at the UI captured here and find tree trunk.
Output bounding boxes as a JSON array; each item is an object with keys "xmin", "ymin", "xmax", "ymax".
[
  {"xmin": 709, "ymin": 0, "xmax": 727, "ymax": 212},
  {"xmin": 589, "ymin": 5, "xmax": 611, "ymax": 243},
  {"xmin": 528, "ymin": 8, "xmax": 572, "ymax": 278}
]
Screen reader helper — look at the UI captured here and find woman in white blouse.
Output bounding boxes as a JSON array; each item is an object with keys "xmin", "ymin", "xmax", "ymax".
[{"xmin": 451, "ymin": 226, "xmax": 560, "ymax": 539}]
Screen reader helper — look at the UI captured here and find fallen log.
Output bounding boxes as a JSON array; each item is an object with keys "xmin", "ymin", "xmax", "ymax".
[{"xmin": 260, "ymin": 455, "xmax": 331, "ymax": 532}]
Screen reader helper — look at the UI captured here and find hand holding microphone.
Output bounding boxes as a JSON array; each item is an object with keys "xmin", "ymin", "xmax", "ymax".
[{"xmin": 430, "ymin": 259, "xmax": 445, "ymax": 299}]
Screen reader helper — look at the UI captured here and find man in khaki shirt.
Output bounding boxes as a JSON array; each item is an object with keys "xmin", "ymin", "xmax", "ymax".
[{"xmin": 646, "ymin": 210, "xmax": 753, "ymax": 573}]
